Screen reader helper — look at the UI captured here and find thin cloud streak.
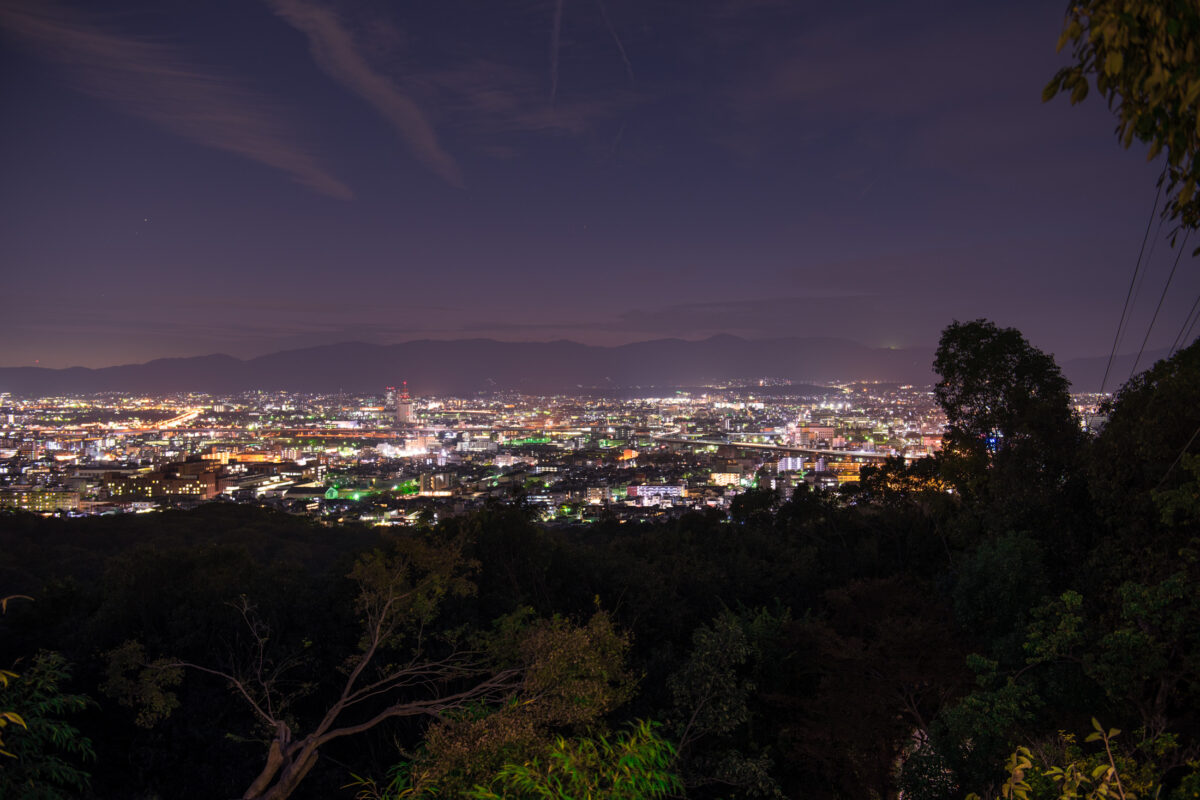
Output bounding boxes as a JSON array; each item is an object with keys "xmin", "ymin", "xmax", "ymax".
[
  {"xmin": 265, "ymin": 0, "xmax": 463, "ymax": 186},
  {"xmin": 0, "ymin": 0, "xmax": 353, "ymax": 200},
  {"xmin": 416, "ymin": 59, "xmax": 628, "ymax": 138},
  {"xmin": 595, "ymin": 0, "xmax": 634, "ymax": 84},
  {"xmin": 549, "ymin": 0, "xmax": 563, "ymax": 103}
]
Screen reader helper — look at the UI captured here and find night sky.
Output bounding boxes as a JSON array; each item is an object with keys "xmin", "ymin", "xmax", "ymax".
[{"xmin": 2, "ymin": 0, "xmax": 1197, "ymax": 370}]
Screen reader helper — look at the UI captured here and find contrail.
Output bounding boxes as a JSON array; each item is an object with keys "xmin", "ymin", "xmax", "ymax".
[
  {"xmin": 595, "ymin": 0, "xmax": 634, "ymax": 84},
  {"xmin": 550, "ymin": 0, "xmax": 563, "ymax": 103},
  {"xmin": 266, "ymin": 0, "xmax": 463, "ymax": 187},
  {"xmin": 0, "ymin": 0, "xmax": 354, "ymax": 200},
  {"xmin": 609, "ymin": 122, "xmax": 625, "ymax": 156}
]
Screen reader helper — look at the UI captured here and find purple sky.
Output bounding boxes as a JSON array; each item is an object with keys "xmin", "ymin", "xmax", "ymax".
[{"xmin": 2, "ymin": 0, "xmax": 1197, "ymax": 369}]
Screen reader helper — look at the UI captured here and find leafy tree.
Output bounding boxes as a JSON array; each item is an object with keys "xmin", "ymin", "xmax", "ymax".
[
  {"xmin": 1088, "ymin": 338, "xmax": 1200, "ymax": 538},
  {"xmin": 966, "ymin": 719, "xmax": 1200, "ymax": 800},
  {"xmin": 0, "ymin": 672, "xmax": 22, "ymax": 760},
  {"xmin": 445, "ymin": 504, "xmax": 564, "ymax": 620},
  {"xmin": 396, "ymin": 609, "xmax": 636, "ymax": 797},
  {"xmin": 0, "ymin": 651, "xmax": 95, "ymax": 799},
  {"xmin": 1046, "ymin": 0, "xmax": 1200, "ymax": 233},
  {"xmin": 0, "ymin": 593, "xmax": 32, "ymax": 760},
  {"xmin": 104, "ymin": 533, "xmax": 521, "ymax": 800},
  {"xmin": 850, "ymin": 454, "xmax": 967, "ymax": 577},
  {"xmin": 730, "ymin": 487, "xmax": 778, "ymax": 524},
  {"xmin": 666, "ymin": 606, "xmax": 789, "ymax": 798},
  {"xmin": 951, "ymin": 532, "xmax": 1050, "ymax": 665},
  {"xmin": 920, "ymin": 656, "xmax": 1043, "ymax": 798},
  {"xmin": 1023, "ymin": 546, "xmax": 1200, "ymax": 745},
  {"xmin": 933, "ymin": 320, "xmax": 1086, "ymax": 548},
  {"xmin": 464, "ymin": 720, "xmax": 682, "ymax": 800},
  {"xmin": 1154, "ymin": 452, "xmax": 1200, "ymax": 527},
  {"xmin": 856, "ymin": 455, "xmax": 948, "ymax": 507},
  {"xmin": 783, "ymin": 578, "xmax": 967, "ymax": 799},
  {"xmin": 934, "ymin": 320, "xmax": 1078, "ymax": 475}
]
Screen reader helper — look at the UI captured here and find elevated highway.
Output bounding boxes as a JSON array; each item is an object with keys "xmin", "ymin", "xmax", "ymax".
[{"xmin": 653, "ymin": 435, "xmax": 903, "ymax": 463}]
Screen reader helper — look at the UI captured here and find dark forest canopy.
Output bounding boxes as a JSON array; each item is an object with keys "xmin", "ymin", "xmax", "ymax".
[{"xmin": 2, "ymin": 324, "xmax": 1200, "ymax": 799}]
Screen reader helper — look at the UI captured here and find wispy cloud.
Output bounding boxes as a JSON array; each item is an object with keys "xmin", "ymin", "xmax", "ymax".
[
  {"xmin": 595, "ymin": 0, "xmax": 635, "ymax": 85},
  {"xmin": 549, "ymin": 0, "xmax": 563, "ymax": 103},
  {"xmin": 415, "ymin": 59, "xmax": 628, "ymax": 139},
  {"xmin": 265, "ymin": 0, "xmax": 463, "ymax": 186},
  {"xmin": 0, "ymin": 0, "xmax": 353, "ymax": 200}
]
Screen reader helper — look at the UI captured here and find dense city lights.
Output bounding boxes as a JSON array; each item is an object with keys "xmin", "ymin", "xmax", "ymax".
[{"xmin": 0, "ymin": 383, "xmax": 1108, "ymax": 522}]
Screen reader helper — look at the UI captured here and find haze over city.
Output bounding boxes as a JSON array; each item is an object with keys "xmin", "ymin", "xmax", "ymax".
[{"xmin": 3, "ymin": 0, "xmax": 1197, "ymax": 370}]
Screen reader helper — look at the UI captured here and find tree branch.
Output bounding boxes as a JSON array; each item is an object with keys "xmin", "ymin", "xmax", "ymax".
[
  {"xmin": 166, "ymin": 661, "xmax": 277, "ymax": 727},
  {"xmin": 312, "ymin": 667, "xmax": 521, "ymax": 749}
]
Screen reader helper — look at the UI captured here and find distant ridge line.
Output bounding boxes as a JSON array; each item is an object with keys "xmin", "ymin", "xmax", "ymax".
[{"xmin": 0, "ymin": 336, "xmax": 1162, "ymax": 395}]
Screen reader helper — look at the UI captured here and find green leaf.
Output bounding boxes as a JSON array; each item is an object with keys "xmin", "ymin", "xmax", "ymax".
[
  {"xmin": 1185, "ymin": 78, "xmax": 1200, "ymax": 107},
  {"xmin": 1044, "ymin": 78, "xmax": 1062, "ymax": 102},
  {"xmin": 1070, "ymin": 80, "xmax": 1089, "ymax": 104},
  {"xmin": 0, "ymin": 712, "xmax": 27, "ymax": 728}
]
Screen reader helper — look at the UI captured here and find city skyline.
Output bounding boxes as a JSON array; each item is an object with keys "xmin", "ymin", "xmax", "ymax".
[{"xmin": 3, "ymin": 0, "xmax": 1198, "ymax": 369}]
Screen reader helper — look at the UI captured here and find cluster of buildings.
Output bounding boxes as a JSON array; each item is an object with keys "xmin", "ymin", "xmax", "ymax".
[{"xmin": 0, "ymin": 381, "xmax": 958, "ymax": 522}]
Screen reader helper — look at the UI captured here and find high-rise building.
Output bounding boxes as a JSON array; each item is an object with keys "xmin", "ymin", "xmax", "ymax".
[{"xmin": 396, "ymin": 381, "xmax": 413, "ymax": 426}]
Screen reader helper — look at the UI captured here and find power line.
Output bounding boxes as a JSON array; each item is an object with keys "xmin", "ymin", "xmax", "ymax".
[
  {"xmin": 1154, "ymin": 422, "xmax": 1200, "ymax": 490},
  {"xmin": 1113, "ymin": 206, "xmax": 1166, "ymax": 380},
  {"xmin": 1183, "ymin": 304, "xmax": 1200, "ymax": 351},
  {"xmin": 1129, "ymin": 231, "xmax": 1190, "ymax": 380},
  {"xmin": 1101, "ymin": 175, "xmax": 1165, "ymax": 393},
  {"xmin": 1170, "ymin": 287, "xmax": 1200, "ymax": 357},
  {"xmin": 1125, "ymin": 213, "xmax": 1168, "ymax": 344}
]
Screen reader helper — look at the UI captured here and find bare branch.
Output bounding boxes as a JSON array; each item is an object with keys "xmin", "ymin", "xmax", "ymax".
[
  {"xmin": 312, "ymin": 667, "xmax": 522, "ymax": 749},
  {"xmin": 165, "ymin": 661, "xmax": 278, "ymax": 727}
]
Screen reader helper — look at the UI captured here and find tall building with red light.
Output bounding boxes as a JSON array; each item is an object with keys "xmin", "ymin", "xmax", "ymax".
[{"xmin": 396, "ymin": 381, "xmax": 413, "ymax": 426}]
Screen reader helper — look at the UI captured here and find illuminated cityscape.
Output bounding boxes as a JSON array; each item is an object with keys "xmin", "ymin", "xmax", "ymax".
[
  {"xmin": 0, "ymin": 383, "xmax": 948, "ymax": 519},
  {"xmin": 2, "ymin": 1, "xmax": 1199, "ymax": 798},
  {"xmin": 0, "ymin": 383, "xmax": 1110, "ymax": 521}
]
